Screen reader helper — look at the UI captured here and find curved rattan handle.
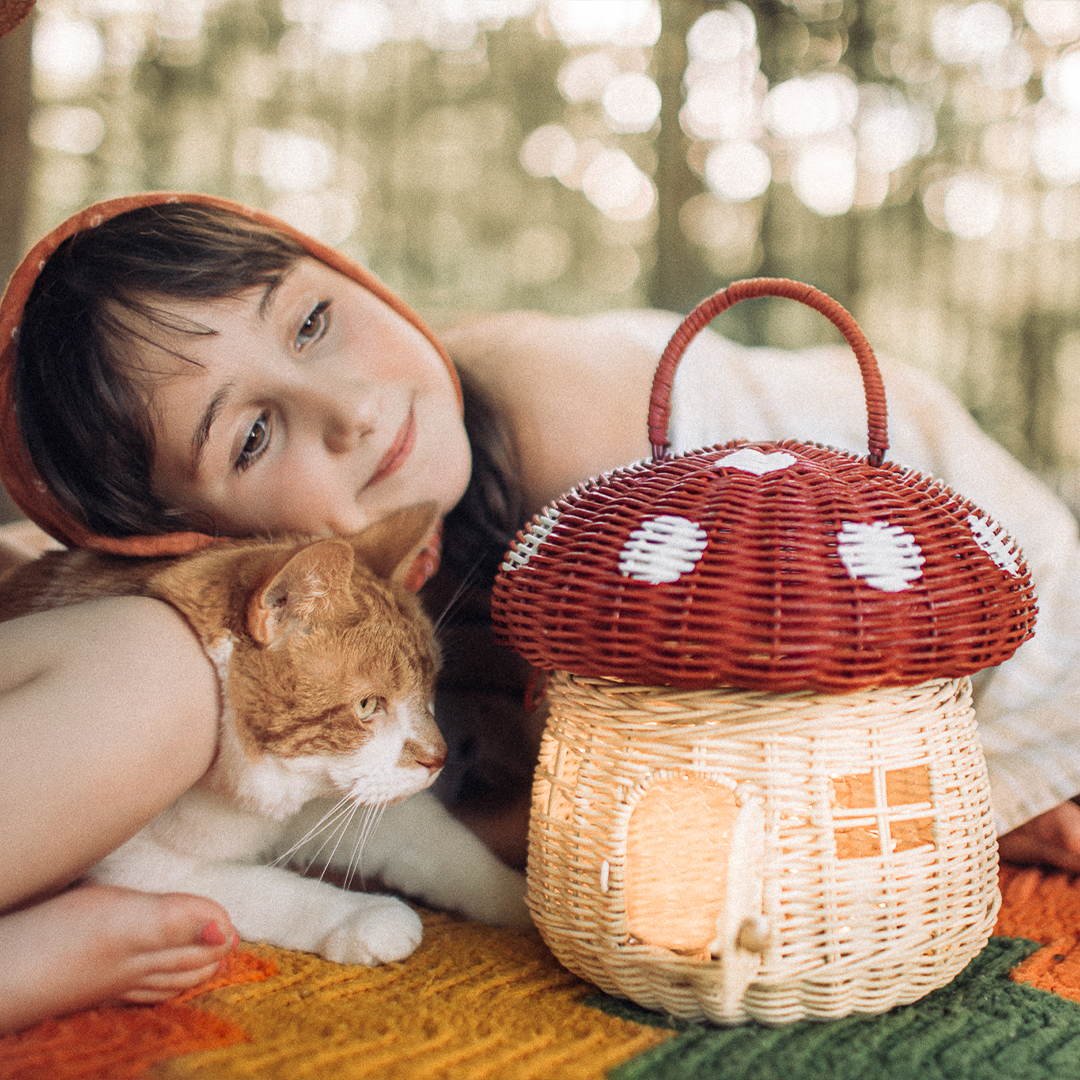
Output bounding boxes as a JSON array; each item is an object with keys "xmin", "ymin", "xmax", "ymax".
[{"xmin": 649, "ymin": 278, "xmax": 889, "ymax": 467}]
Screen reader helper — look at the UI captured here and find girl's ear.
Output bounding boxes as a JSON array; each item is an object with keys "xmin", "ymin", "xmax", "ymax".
[
  {"xmin": 349, "ymin": 501, "xmax": 440, "ymax": 584},
  {"xmin": 247, "ymin": 538, "xmax": 356, "ymax": 647}
]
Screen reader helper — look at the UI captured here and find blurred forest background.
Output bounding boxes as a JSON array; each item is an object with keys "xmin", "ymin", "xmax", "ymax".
[{"xmin": 3, "ymin": 0, "xmax": 1080, "ymax": 520}]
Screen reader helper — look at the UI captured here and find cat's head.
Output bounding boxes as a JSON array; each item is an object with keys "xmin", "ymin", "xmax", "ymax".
[{"xmin": 160, "ymin": 504, "xmax": 447, "ymax": 819}]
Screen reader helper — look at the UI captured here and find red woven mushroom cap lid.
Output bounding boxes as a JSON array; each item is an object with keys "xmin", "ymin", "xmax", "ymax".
[{"xmin": 492, "ymin": 279, "xmax": 1037, "ymax": 693}]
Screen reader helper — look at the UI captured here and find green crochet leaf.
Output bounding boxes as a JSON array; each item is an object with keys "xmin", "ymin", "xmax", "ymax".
[{"xmin": 590, "ymin": 936, "xmax": 1080, "ymax": 1080}]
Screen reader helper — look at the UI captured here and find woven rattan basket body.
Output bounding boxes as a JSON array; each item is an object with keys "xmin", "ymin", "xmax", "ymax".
[
  {"xmin": 494, "ymin": 279, "xmax": 1036, "ymax": 1025},
  {"xmin": 528, "ymin": 671, "xmax": 999, "ymax": 1025}
]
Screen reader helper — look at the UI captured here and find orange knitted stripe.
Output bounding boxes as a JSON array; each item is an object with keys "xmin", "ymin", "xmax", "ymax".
[
  {"xmin": 0, "ymin": 949, "xmax": 275, "ymax": 1080},
  {"xmin": 997, "ymin": 863, "xmax": 1080, "ymax": 1004}
]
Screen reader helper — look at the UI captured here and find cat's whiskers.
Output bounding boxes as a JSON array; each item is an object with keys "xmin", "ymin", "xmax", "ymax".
[
  {"xmin": 342, "ymin": 800, "xmax": 389, "ymax": 891},
  {"xmin": 431, "ymin": 559, "xmax": 481, "ymax": 635},
  {"xmin": 270, "ymin": 793, "xmax": 354, "ymax": 869},
  {"xmin": 317, "ymin": 797, "xmax": 370, "ymax": 884}
]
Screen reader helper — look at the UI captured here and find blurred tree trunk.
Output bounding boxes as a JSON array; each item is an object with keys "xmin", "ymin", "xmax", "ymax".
[
  {"xmin": 0, "ymin": 13, "xmax": 32, "ymax": 524},
  {"xmin": 0, "ymin": 14, "xmax": 31, "ymax": 285},
  {"xmin": 649, "ymin": 0, "xmax": 710, "ymax": 315},
  {"xmin": 1019, "ymin": 311, "xmax": 1061, "ymax": 475}
]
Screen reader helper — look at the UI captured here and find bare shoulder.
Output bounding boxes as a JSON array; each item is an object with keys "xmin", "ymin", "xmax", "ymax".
[{"xmin": 442, "ymin": 311, "xmax": 657, "ymax": 509}]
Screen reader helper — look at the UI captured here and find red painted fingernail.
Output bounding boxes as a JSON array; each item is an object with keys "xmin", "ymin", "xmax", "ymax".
[{"xmin": 198, "ymin": 922, "xmax": 227, "ymax": 947}]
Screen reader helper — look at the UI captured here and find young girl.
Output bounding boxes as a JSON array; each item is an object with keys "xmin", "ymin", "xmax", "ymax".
[{"xmin": 3, "ymin": 191, "xmax": 1080, "ymax": 1033}]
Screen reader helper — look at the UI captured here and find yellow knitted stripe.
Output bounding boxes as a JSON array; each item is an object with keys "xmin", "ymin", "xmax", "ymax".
[{"xmin": 149, "ymin": 909, "xmax": 671, "ymax": 1080}]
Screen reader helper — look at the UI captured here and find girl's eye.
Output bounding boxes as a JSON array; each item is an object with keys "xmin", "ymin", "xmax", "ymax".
[
  {"xmin": 296, "ymin": 300, "xmax": 330, "ymax": 350},
  {"xmin": 235, "ymin": 413, "xmax": 271, "ymax": 472},
  {"xmin": 355, "ymin": 696, "xmax": 380, "ymax": 722}
]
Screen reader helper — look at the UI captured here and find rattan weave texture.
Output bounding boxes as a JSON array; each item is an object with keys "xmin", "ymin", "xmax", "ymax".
[
  {"xmin": 492, "ymin": 279, "xmax": 1037, "ymax": 694},
  {"xmin": 528, "ymin": 671, "xmax": 999, "ymax": 1026},
  {"xmin": 494, "ymin": 279, "xmax": 1023, "ymax": 1026}
]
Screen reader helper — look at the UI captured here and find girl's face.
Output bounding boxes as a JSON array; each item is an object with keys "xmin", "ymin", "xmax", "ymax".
[{"xmin": 141, "ymin": 257, "xmax": 471, "ymax": 539}]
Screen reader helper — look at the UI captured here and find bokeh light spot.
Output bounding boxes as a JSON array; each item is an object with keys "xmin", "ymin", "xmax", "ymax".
[
  {"xmin": 764, "ymin": 73, "xmax": 858, "ymax": 140},
  {"xmin": 1024, "ymin": 0, "xmax": 1080, "ymax": 46},
  {"xmin": 519, "ymin": 123, "xmax": 577, "ymax": 181},
  {"xmin": 931, "ymin": 2, "xmax": 1013, "ymax": 65},
  {"xmin": 682, "ymin": 71, "xmax": 761, "ymax": 141},
  {"xmin": 942, "ymin": 171, "xmax": 1004, "ymax": 238},
  {"xmin": 29, "ymin": 106, "xmax": 106, "ymax": 155},
  {"xmin": 601, "ymin": 72, "xmax": 661, "ymax": 133},
  {"xmin": 686, "ymin": 4, "xmax": 756, "ymax": 63},
  {"xmin": 557, "ymin": 51, "xmax": 619, "ymax": 103},
  {"xmin": 256, "ymin": 129, "xmax": 337, "ymax": 192},
  {"xmin": 1044, "ymin": 49, "xmax": 1080, "ymax": 112},
  {"xmin": 858, "ymin": 95, "xmax": 933, "ymax": 173},
  {"xmin": 1032, "ymin": 112, "xmax": 1080, "ymax": 184},
  {"xmin": 547, "ymin": 0, "xmax": 660, "ymax": 47},
  {"xmin": 792, "ymin": 136, "xmax": 857, "ymax": 216},
  {"xmin": 32, "ymin": 15, "xmax": 105, "ymax": 83},
  {"xmin": 704, "ymin": 141, "xmax": 771, "ymax": 201},
  {"xmin": 980, "ymin": 42, "xmax": 1033, "ymax": 89},
  {"xmin": 319, "ymin": 0, "xmax": 394, "ymax": 54},
  {"xmin": 581, "ymin": 148, "xmax": 655, "ymax": 220},
  {"xmin": 1042, "ymin": 186, "xmax": 1080, "ymax": 240}
]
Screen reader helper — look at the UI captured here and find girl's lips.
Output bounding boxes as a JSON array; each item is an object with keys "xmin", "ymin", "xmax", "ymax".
[{"xmin": 367, "ymin": 408, "xmax": 415, "ymax": 487}]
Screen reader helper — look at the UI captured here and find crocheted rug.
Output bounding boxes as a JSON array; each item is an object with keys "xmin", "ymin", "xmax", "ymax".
[{"xmin": 4, "ymin": 864, "xmax": 1080, "ymax": 1080}]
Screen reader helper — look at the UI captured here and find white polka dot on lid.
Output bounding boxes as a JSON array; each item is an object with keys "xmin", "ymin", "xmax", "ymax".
[
  {"xmin": 619, "ymin": 514, "xmax": 708, "ymax": 585},
  {"xmin": 967, "ymin": 513, "xmax": 1020, "ymax": 576},
  {"xmin": 716, "ymin": 448, "xmax": 797, "ymax": 475},
  {"xmin": 836, "ymin": 521, "xmax": 924, "ymax": 592}
]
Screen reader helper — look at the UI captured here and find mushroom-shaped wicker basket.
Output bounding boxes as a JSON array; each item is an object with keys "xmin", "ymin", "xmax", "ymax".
[{"xmin": 492, "ymin": 279, "xmax": 1038, "ymax": 1026}]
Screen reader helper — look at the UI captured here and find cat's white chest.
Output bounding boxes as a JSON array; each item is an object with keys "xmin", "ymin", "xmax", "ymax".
[
  {"xmin": 153, "ymin": 786, "xmax": 285, "ymax": 861},
  {"xmin": 92, "ymin": 786, "xmax": 286, "ymax": 892}
]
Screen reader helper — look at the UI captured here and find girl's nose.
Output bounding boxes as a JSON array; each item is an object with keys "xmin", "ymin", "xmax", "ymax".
[{"xmin": 306, "ymin": 381, "xmax": 378, "ymax": 454}]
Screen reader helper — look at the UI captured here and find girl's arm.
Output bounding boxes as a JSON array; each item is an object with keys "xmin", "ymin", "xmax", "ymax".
[{"xmin": 0, "ymin": 596, "xmax": 220, "ymax": 910}]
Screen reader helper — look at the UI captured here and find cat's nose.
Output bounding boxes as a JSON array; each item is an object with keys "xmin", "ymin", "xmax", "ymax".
[{"xmin": 416, "ymin": 745, "xmax": 447, "ymax": 774}]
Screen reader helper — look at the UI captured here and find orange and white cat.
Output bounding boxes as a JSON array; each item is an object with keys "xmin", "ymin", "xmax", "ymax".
[{"xmin": 0, "ymin": 504, "xmax": 528, "ymax": 965}]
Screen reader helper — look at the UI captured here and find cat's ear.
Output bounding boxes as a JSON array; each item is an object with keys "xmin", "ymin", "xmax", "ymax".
[
  {"xmin": 349, "ymin": 502, "xmax": 441, "ymax": 584},
  {"xmin": 247, "ymin": 539, "xmax": 356, "ymax": 647}
]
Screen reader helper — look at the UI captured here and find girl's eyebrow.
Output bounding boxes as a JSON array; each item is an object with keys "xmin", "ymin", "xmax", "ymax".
[
  {"xmin": 190, "ymin": 383, "xmax": 234, "ymax": 475},
  {"xmin": 258, "ymin": 277, "xmax": 286, "ymax": 317}
]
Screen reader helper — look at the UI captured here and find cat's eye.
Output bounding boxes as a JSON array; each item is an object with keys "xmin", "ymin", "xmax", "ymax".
[
  {"xmin": 355, "ymin": 696, "xmax": 380, "ymax": 721},
  {"xmin": 296, "ymin": 300, "xmax": 329, "ymax": 350}
]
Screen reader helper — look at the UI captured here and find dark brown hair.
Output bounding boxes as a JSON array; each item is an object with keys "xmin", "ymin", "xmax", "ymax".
[{"xmin": 15, "ymin": 202, "xmax": 307, "ymax": 537}]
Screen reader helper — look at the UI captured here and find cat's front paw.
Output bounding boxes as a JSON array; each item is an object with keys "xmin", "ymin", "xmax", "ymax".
[
  {"xmin": 467, "ymin": 866, "xmax": 532, "ymax": 929},
  {"xmin": 319, "ymin": 895, "xmax": 423, "ymax": 966}
]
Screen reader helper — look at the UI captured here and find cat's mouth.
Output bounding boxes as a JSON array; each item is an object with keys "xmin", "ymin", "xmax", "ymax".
[
  {"xmin": 365, "ymin": 405, "xmax": 415, "ymax": 489},
  {"xmin": 344, "ymin": 778, "xmax": 437, "ymax": 806}
]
